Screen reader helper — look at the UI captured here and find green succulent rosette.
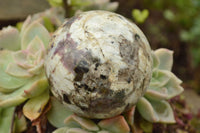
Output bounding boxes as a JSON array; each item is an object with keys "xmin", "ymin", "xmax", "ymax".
[
  {"xmin": 137, "ymin": 48, "xmax": 184, "ymax": 123},
  {"xmin": 0, "ymin": 16, "xmax": 52, "ymax": 132}
]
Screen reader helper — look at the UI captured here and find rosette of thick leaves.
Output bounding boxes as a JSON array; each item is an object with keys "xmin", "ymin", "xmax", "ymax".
[
  {"xmin": 47, "ymin": 97, "xmax": 135, "ymax": 133},
  {"xmin": 137, "ymin": 48, "xmax": 184, "ymax": 123},
  {"xmin": 0, "ymin": 17, "xmax": 50, "ymax": 122}
]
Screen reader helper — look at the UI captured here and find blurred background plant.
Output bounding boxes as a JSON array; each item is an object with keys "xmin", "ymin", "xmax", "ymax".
[{"xmin": 115, "ymin": 0, "xmax": 200, "ymax": 93}]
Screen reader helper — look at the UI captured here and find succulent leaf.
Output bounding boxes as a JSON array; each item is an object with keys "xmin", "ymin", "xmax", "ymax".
[
  {"xmin": 151, "ymin": 51, "xmax": 160, "ymax": 68},
  {"xmin": 23, "ymin": 90, "xmax": 49, "ymax": 121},
  {"xmin": 26, "ymin": 36, "xmax": 45, "ymax": 55},
  {"xmin": 98, "ymin": 115, "xmax": 130, "ymax": 133},
  {"xmin": 21, "ymin": 16, "xmax": 32, "ymax": 37},
  {"xmin": 144, "ymin": 49, "xmax": 184, "ymax": 102},
  {"xmin": 0, "ymin": 107, "xmax": 15, "ymax": 133},
  {"xmin": 138, "ymin": 117, "xmax": 153, "ymax": 133},
  {"xmin": 6, "ymin": 62, "xmax": 33, "ymax": 78},
  {"xmin": 137, "ymin": 97, "xmax": 175, "ymax": 123},
  {"xmin": 28, "ymin": 61, "xmax": 44, "ymax": 75},
  {"xmin": 21, "ymin": 21, "xmax": 50, "ymax": 49},
  {"xmin": 164, "ymin": 72, "xmax": 184, "ymax": 99},
  {"xmin": 0, "ymin": 50, "xmax": 28, "ymax": 91},
  {"xmin": 22, "ymin": 73, "xmax": 48, "ymax": 98},
  {"xmin": 154, "ymin": 48, "xmax": 173, "ymax": 71},
  {"xmin": 150, "ymin": 69, "xmax": 171, "ymax": 88},
  {"xmin": 13, "ymin": 51, "xmax": 34, "ymax": 69},
  {"xmin": 47, "ymin": 97, "xmax": 73, "ymax": 128},
  {"xmin": 52, "ymin": 127, "xmax": 70, "ymax": 133},
  {"xmin": 0, "ymin": 26, "xmax": 21, "ymax": 51},
  {"xmin": 0, "ymin": 90, "xmax": 27, "ymax": 108},
  {"xmin": 0, "ymin": 73, "xmax": 47, "ymax": 108},
  {"xmin": 13, "ymin": 114, "xmax": 27, "ymax": 133},
  {"xmin": 64, "ymin": 114, "xmax": 99, "ymax": 131},
  {"xmin": 52, "ymin": 127, "xmax": 91, "ymax": 133},
  {"xmin": 97, "ymin": 131, "xmax": 111, "ymax": 133},
  {"xmin": 65, "ymin": 128, "xmax": 92, "ymax": 133},
  {"xmin": 146, "ymin": 70, "xmax": 183, "ymax": 101}
]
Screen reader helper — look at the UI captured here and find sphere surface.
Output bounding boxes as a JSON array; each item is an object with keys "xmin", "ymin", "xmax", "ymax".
[{"xmin": 45, "ymin": 10, "xmax": 152, "ymax": 119}]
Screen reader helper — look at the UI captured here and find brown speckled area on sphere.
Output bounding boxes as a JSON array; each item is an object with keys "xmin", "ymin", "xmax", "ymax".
[{"xmin": 45, "ymin": 10, "xmax": 153, "ymax": 119}]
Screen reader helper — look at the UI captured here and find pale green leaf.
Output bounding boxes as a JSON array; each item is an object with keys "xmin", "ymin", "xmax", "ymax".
[
  {"xmin": 137, "ymin": 97, "xmax": 175, "ymax": 123},
  {"xmin": 21, "ymin": 16, "xmax": 32, "ymax": 37},
  {"xmin": 52, "ymin": 127, "xmax": 70, "ymax": 133},
  {"xmin": 66, "ymin": 128, "xmax": 91, "ymax": 133},
  {"xmin": 146, "ymin": 70, "xmax": 183, "ymax": 100},
  {"xmin": 164, "ymin": 72, "xmax": 184, "ymax": 99},
  {"xmin": 139, "ymin": 117, "xmax": 153, "ymax": 133},
  {"xmin": 145, "ymin": 89, "xmax": 169, "ymax": 101},
  {"xmin": 47, "ymin": 97, "xmax": 73, "ymax": 128},
  {"xmin": 154, "ymin": 48, "xmax": 173, "ymax": 71},
  {"xmin": 23, "ymin": 90, "xmax": 49, "ymax": 121},
  {"xmin": 151, "ymin": 51, "xmax": 160, "ymax": 68},
  {"xmin": 28, "ymin": 60, "xmax": 44, "ymax": 75},
  {"xmin": 0, "ymin": 107, "xmax": 15, "ymax": 133},
  {"xmin": 6, "ymin": 62, "xmax": 33, "ymax": 78},
  {"xmin": 150, "ymin": 69, "xmax": 171, "ymax": 88},
  {"xmin": 26, "ymin": 36, "xmax": 45, "ymax": 55},
  {"xmin": 21, "ymin": 21, "xmax": 50, "ymax": 49},
  {"xmin": 0, "ymin": 26, "xmax": 20, "ymax": 51},
  {"xmin": 98, "ymin": 131, "xmax": 110, "ymax": 133},
  {"xmin": 13, "ymin": 51, "xmax": 33, "ymax": 69},
  {"xmin": 52, "ymin": 127, "xmax": 91, "ymax": 133},
  {"xmin": 0, "ymin": 87, "xmax": 17, "ymax": 93},
  {"xmin": 22, "ymin": 72, "xmax": 48, "ymax": 98},
  {"xmin": 0, "ymin": 73, "xmax": 47, "ymax": 108},
  {"xmin": 14, "ymin": 114, "xmax": 27, "ymax": 133},
  {"xmin": 132, "ymin": 9, "xmax": 149, "ymax": 23},
  {"xmin": 0, "ymin": 50, "xmax": 27, "ymax": 91},
  {"xmin": 98, "ymin": 115, "xmax": 130, "ymax": 133},
  {"xmin": 64, "ymin": 114, "xmax": 99, "ymax": 131},
  {"xmin": 0, "ymin": 87, "xmax": 27, "ymax": 108}
]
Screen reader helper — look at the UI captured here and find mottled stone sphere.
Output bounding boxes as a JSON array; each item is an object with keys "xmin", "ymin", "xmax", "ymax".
[{"xmin": 45, "ymin": 10, "xmax": 152, "ymax": 119}]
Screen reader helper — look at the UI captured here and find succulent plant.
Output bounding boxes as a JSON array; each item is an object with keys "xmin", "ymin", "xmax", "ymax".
[
  {"xmin": 0, "ymin": 15, "xmax": 51, "ymax": 132},
  {"xmin": 0, "ymin": 8, "xmax": 184, "ymax": 133},
  {"xmin": 137, "ymin": 48, "xmax": 184, "ymax": 123}
]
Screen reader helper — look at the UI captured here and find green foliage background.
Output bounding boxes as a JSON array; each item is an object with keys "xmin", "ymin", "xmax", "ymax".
[{"xmin": 113, "ymin": 0, "xmax": 200, "ymax": 93}]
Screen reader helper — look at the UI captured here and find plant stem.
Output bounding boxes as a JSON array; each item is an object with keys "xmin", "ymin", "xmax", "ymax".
[{"xmin": 63, "ymin": 0, "xmax": 71, "ymax": 18}]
